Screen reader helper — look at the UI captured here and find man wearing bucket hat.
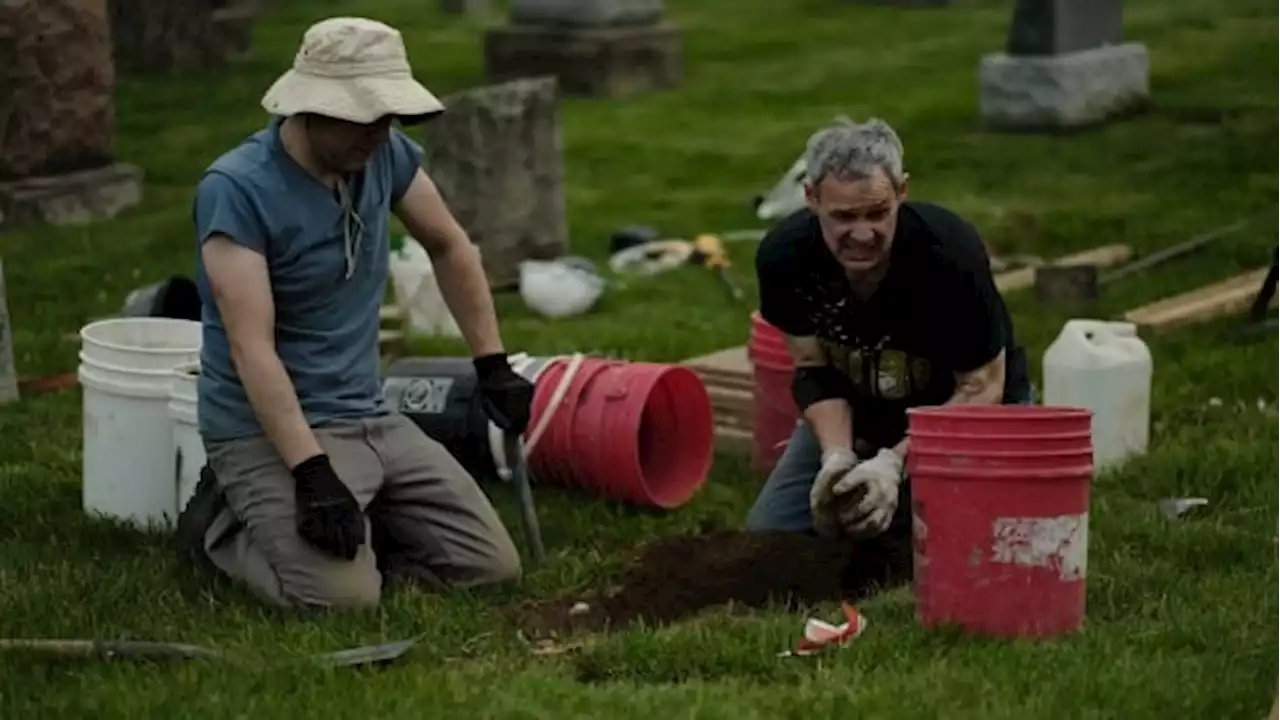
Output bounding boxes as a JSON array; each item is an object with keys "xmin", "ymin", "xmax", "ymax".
[
  {"xmin": 177, "ymin": 17, "xmax": 533, "ymax": 609},
  {"xmin": 745, "ymin": 117, "xmax": 1033, "ymax": 543}
]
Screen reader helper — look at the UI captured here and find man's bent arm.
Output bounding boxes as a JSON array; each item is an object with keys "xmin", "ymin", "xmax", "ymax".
[
  {"xmin": 203, "ymin": 235, "xmax": 322, "ymax": 468},
  {"xmin": 786, "ymin": 335, "xmax": 854, "ymax": 455},
  {"xmin": 889, "ymin": 349, "xmax": 1006, "ymax": 458},
  {"xmin": 394, "ymin": 169, "xmax": 503, "ymax": 357}
]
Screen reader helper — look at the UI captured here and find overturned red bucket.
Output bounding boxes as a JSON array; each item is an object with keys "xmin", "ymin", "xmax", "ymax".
[
  {"xmin": 907, "ymin": 404, "xmax": 1094, "ymax": 639},
  {"xmin": 525, "ymin": 356, "xmax": 714, "ymax": 509}
]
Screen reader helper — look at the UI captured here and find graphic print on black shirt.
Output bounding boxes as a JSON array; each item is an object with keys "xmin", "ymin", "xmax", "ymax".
[{"xmin": 755, "ymin": 201, "xmax": 1030, "ymax": 449}]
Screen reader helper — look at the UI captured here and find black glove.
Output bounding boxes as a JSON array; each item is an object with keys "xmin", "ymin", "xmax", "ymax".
[
  {"xmin": 292, "ymin": 454, "xmax": 365, "ymax": 561},
  {"xmin": 474, "ymin": 353, "xmax": 535, "ymax": 434}
]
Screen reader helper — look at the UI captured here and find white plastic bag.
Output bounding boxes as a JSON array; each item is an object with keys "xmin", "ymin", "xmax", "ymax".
[
  {"xmin": 388, "ymin": 236, "xmax": 463, "ymax": 338},
  {"xmin": 519, "ymin": 259, "xmax": 605, "ymax": 318}
]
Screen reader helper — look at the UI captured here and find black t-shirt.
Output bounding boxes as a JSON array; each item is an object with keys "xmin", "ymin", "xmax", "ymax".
[{"xmin": 755, "ymin": 201, "xmax": 1031, "ymax": 449}]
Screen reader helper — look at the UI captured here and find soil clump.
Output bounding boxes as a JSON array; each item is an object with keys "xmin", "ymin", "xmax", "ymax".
[{"xmin": 509, "ymin": 529, "xmax": 912, "ymax": 638}]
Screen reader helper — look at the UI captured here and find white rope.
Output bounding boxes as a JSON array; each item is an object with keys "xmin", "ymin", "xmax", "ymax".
[{"xmin": 490, "ymin": 352, "xmax": 587, "ymax": 481}]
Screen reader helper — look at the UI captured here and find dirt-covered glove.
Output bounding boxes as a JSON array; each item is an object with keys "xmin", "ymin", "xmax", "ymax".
[
  {"xmin": 809, "ymin": 447, "xmax": 859, "ymax": 538},
  {"xmin": 293, "ymin": 454, "xmax": 365, "ymax": 560},
  {"xmin": 832, "ymin": 448, "xmax": 904, "ymax": 539}
]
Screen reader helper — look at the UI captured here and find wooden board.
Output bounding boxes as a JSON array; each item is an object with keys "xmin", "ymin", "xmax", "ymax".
[
  {"xmin": 682, "ymin": 346, "xmax": 756, "ymax": 449},
  {"xmin": 1122, "ymin": 267, "xmax": 1275, "ymax": 331},
  {"xmin": 994, "ymin": 243, "xmax": 1134, "ymax": 294},
  {"xmin": 379, "ymin": 304, "xmax": 407, "ymax": 361}
]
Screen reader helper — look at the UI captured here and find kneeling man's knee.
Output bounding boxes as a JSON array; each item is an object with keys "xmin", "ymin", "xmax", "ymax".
[
  {"xmin": 466, "ymin": 534, "xmax": 523, "ymax": 588},
  {"xmin": 271, "ymin": 549, "xmax": 383, "ymax": 610}
]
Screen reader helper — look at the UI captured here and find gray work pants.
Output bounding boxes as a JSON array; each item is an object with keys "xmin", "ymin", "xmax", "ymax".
[{"xmin": 199, "ymin": 413, "xmax": 521, "ymax": 609}]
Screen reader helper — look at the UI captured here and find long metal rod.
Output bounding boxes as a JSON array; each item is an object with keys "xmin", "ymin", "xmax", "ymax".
[
  {"xmin": 1099, "ymin": 220, "xmax": 1249, "ymax": 285},
  {"xmin": 504, "ymin": 431, "xmax": 546, "ymax": 567}
]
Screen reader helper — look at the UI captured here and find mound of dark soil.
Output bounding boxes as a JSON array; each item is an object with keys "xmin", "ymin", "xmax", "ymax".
[{"xmin": 508, "ymin": 530, "xmax": 911, "ymax": 638}]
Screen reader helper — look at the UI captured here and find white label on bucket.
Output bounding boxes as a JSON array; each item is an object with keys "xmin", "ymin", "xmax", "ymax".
[{"xmin": 990, "ymin": 513, "xmax": 1089, "ymax": 582}]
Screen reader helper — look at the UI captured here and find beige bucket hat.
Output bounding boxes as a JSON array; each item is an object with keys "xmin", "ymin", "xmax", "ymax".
[{"xmin": 261, "ymin": 17, "xmax": 444, "ymax": 124}]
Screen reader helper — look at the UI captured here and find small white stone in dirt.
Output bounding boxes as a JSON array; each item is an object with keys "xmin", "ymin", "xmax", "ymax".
[{"xmin": 569, "ymin": 601, "xmax": 590, "ymax": 616}]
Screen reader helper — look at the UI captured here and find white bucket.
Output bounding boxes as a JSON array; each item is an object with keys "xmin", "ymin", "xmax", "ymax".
[
  {"xmin": 78, "ymin": 317, "xmax": 202, "ymax": 529},
  {"xmin": 168, "ymin": 361, "xmax": 205, "ymax": 517}
]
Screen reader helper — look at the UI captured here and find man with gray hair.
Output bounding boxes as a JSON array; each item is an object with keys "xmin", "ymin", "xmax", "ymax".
[
  {"xmin": 747, "ymin": 117, "xmax": 1031, "ymax": 541},
  {"xmin": 176, "ymin": 17, "xmax": 531, "ymax": 609}
]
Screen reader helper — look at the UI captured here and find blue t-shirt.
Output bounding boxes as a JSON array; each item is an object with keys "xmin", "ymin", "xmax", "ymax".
[{"xmin": 192, "ymin": 117, "xmax": 424, "ymax": 442}]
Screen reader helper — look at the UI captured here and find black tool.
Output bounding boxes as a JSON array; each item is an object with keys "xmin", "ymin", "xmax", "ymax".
[{"xmin": 1239, "ymin": 242, "xmax": 1280, "ymax": 335}]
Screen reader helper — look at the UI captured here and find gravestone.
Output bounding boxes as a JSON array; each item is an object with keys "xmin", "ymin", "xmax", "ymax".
[
  {"xmin": 0, "ymin": 259, "xmax": 17, "ymax": 405},
  {"xmin": 439, "ymin": 0, "xmax": 491, "ymax": 15},
  {"xmin": 107, "ymin": 0, "xmax": 259, "ymax": 73},
  {"xmin": 484, "ymin": 0, "xmax": 683, "ymax": 98},
  {"xmin": 0, "ymin": 0, "xmax": 144, "ymax": 227},
  {"xmin": 862, "ymin": 0, "xmax": 951, "ymax": 6},
  {"xmin": 423, "ymin": 77, "xmax": 569, "ymax": 290},
  {"xmin": 979, "ymin": 0, "xmax": 1149, "ymax": 130}
]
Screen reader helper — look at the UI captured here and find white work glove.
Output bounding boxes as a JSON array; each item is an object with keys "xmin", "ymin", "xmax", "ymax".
[
  {"xmin": 809, "ymin": 448, "xmax": 859, "ymax": 538},
  {"xmin": 831, "ymin": 448, "xmax": 904, "ymax": 539}
]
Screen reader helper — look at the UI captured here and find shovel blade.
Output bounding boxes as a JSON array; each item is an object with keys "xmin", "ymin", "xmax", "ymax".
[{"xmin": 315, "ymin": 638, "xmax": 419, "ymax": 668}]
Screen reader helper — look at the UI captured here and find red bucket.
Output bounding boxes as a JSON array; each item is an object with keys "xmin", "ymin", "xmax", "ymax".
[
  {"xmin": 526, "ymin": 357, "xmax": 714, "ymax": 509},
  {"xmin": 907, "ymin": 404, "xmax": 1094, "ymax": 639},
  {"xmin": 747, "ymin": 312, "xmax": 798, "ymax": 475}
]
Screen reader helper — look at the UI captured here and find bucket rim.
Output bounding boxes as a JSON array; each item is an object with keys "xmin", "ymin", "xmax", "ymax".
[
  {"xmin": 912, "ymin": 465, "xmax": 1095, "ymax": 481},
  {"xmin": 80, "ymin": 317, "xmax": 203, "ymax": 354},
  {"xmin": 79, "ymin": 351, "xmax": 193, "ymax": 378},
  {"xmin": 909, "ymin": 429, "xmax": 1093, "ymax": 441},
  {"xmin": 907, "ymin": 404, "xmax": 1091, "ymax": 420},
  {"xmin": 631, "ymin": 364, "xmax": 714, "ymax": 508},
  {"xmin": 910, "ymin": 447, "xmax": 1093, "ymax": 459}
]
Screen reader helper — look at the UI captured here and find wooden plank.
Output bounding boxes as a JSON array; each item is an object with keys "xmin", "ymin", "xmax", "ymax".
[
  {"xmin": 712, "ymin": 425, "xmax": 754, "ymax": 452},
  {"xmin": 1122, "ymin": 267, "xmax": 1274, "ymax": 331},
  {"xmin": 378, "ymin": 303, "xmax": 408, "ymax": 362},
  {"xmin": 697, "ymin": 371, "xmax": 755, "ymax": 394},
  {"xmin": 995, "ymin": 243, "xmax": 1133, "ymax": 294},
  {"xmin": 683, "ymin": 346, "xmax": 752, "ymax": 375}
]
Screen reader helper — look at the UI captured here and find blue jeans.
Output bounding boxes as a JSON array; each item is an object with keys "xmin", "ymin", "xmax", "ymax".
[{"xmin": 746, "ymin": 388, "xmax": 1036, "ymax": 535}]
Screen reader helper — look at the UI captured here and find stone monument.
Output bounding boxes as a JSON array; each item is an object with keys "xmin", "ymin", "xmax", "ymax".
[
  {"xmin": 107, "ymin": 0, "xmax": 259, "ymax": 73},
  {"xmin": 979, "ymin": 0, "xmax": 1149, "ymax": 130},
  {"xmin": 423, "ymin": 77, "xmax": 570, "ymax": 290},
  {"xmin": 0, "ymin": 259, "xmax": 17, "ymax": 405},
  {"xmin": 439, "ymin": 0, "xmax": 491, "ymax": 16},
  {"xmin": 0, "ymin": 0, "xmax": 143, "ymax": 227},
  {"xmin": 483, "ymin": 0, "xmax": 683, "ymax": 98},
  {"xmin": 863, "ymin": 0, "xmax": 951, "ymax": 6}
]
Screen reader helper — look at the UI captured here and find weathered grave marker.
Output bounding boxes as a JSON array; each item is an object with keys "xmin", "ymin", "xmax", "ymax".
[
  {"xmin": 484, "ymin": 0, "xmax": 683, "ymax": 98},
  {"xmin": 861, "ymin": 0, "xmax": 951, "ymax": 7},
  {"xmin": 0, "ymin": 0, "xmax": 144, "ymax": 227},
  {"xmin": 980, "ymin": 0, "xmax": 1149, "ymax": 130},
  {"xmin": 106, "ymin": 0, "xmax": 259, "ymax": 73},
  {"xmin": 439, "ymin": 0, "xmax": 491, "ymax": 16},
  {"xmin": 0, "ymin": 259, "xmax": 18, "ymax": 405},
  {"xmin": 423, "ymin": 77, "xmax": 570, "ymax": 290}
]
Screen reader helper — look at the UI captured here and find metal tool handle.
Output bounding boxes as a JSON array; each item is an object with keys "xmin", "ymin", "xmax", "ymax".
[{"xmin": 503, "ymin": 431, "xmax": 546, "ymax": 567}]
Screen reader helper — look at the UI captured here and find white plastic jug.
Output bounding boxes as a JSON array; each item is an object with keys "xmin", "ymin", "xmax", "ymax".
[
  {"xmin": 388, "ymin": 236, "xmax": 463, "ymax": 338},
  {"xmin": 1042, "ymin": 319, "xmax": 1153, "ymax": 474}
]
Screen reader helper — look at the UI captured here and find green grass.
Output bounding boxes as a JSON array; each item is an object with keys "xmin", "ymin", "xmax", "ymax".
[{"xmin": 1, "ymin": 0, "xmax": 1277, "ymax": 716}]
